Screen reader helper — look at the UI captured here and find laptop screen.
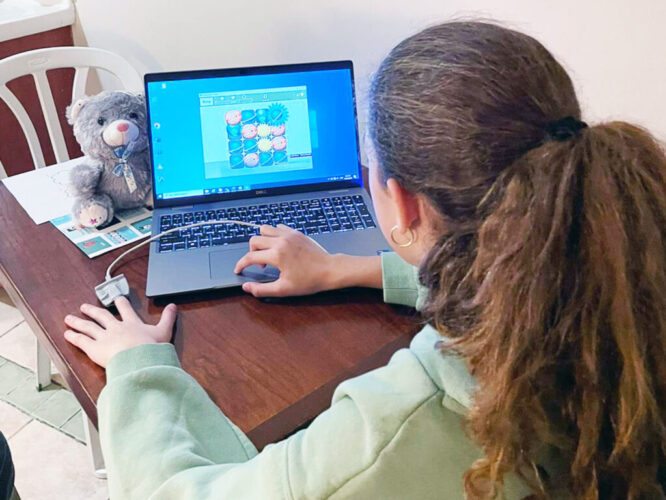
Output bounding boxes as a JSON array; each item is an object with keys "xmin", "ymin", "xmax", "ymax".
[{"xmin": 145, "ymin": 62, "xmax": 361, "ymax": 204}]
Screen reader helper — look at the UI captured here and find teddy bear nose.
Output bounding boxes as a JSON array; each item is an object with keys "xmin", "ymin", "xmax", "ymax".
[{"xmin": 117, "ymin": 123, "xmax": 129, "ymax": 132}]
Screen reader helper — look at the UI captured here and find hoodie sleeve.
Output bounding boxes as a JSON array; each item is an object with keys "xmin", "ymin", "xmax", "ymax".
[
  {"xmin": 97, "ymin": 340, "xmax": 439, "ymax": 500},
  {"xmin": 381, "ymin": 252, "xmax": 428, "ymax": 310}
]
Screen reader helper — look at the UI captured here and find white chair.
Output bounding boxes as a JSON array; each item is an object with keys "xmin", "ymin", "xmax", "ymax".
[
  {"xmin": 0, "ymin": 46, "xmax": 142, "ymax": 176},
  {"xmin": 0, "ymin": 46, "xmax": 142, "ymax": 478}
]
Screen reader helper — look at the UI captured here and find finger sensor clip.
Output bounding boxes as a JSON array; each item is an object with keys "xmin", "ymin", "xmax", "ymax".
[{"xmin": 95, "ymin": 274, "xmax": 130, "ymax": 307}]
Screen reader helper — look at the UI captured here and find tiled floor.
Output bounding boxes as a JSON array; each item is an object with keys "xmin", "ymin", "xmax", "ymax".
[{"xmin": 0, "ymin": 288, "xmax": 108, "ymax": 499}]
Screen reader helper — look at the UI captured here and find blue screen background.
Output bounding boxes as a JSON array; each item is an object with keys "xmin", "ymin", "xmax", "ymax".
[{"xmin": 147, "ymin": 69, "xmax": 360, "ymax": 199}]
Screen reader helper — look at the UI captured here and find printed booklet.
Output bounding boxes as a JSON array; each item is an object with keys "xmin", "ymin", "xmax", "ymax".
[{"xmin": 50, "ymin": 207, "xmax": 152, "ymax": 258}]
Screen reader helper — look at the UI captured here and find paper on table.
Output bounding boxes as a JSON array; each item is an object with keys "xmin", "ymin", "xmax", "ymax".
[
  {"xmin": 1, "ymin": 158, "xmax": 83, "ymax": 224},
  {"xmin": 50, "ymin": 207, "xmax": 153, "ymax": 258}
]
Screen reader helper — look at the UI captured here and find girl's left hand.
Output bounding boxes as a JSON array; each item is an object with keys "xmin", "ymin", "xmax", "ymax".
[{"xmin": 64, "ymin": 297, "xmax": 177, "ymax": 368}]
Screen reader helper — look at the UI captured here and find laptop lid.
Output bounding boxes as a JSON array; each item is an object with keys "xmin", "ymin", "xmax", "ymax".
[{"xmin": 144, "ymin": 60, "xmax": 363, "ymax": 209}]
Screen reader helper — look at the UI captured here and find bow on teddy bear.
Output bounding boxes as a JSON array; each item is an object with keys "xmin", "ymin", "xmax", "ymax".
[{"xmin": 66, "ymin": 91, "xmax": 153, "ymax": 228}]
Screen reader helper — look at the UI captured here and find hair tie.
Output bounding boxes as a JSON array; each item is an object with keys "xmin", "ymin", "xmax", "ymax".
[{"xmin": 545, "ymin": 116, "xmax": 588, "ymax": 142}]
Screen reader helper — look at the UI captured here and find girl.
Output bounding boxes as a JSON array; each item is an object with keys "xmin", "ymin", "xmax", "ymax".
[{"xmin": 64, "ymin": 21, "xmax": 666, "ymax": 499}]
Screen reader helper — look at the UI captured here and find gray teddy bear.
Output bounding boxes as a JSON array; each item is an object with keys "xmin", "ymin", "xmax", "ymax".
[{"xmin": 66, "ymin": 91, "xmax": 152, "ymax": 228}]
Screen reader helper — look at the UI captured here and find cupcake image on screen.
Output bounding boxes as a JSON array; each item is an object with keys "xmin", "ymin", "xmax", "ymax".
[{"xmin": 225, "ymin": 103, "xmax": 289, "ymax": 169}]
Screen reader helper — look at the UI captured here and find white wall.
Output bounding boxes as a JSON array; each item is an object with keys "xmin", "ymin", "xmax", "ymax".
[{"xmin": 72, "ymin": 0, "xmax": 666, "ymax": 142}]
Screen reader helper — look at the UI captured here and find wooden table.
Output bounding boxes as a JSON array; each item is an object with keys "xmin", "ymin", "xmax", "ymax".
[{"xmin": 0, "ymin": 183, "xmax": 418, "ymax": 449}]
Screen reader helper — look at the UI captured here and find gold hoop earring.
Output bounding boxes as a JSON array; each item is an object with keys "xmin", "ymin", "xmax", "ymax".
[{"xmin": 390, "ymin": 225, "xmax": 415, "ymax": 248}]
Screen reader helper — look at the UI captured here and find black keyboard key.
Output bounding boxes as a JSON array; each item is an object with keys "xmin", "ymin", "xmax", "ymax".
[
  {"xmin": 160, "ymin": 234, "xmax": 178, "ymax": 243},
  {"xmin": 159, "ymin": 242, "xmax": 173, "ymax": 253},
  {"xmin": 222, "ymin": 235, "xmax": 247, "ymax": 245}
]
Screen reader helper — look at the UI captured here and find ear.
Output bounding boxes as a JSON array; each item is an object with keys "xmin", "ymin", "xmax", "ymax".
[
  {"xmin": 386, "ymin": 178, "xmax": 421, "ymax": 230},
  {"xmin": 66, "ymin": 97, "xmax": 88, "ymax": 125}
]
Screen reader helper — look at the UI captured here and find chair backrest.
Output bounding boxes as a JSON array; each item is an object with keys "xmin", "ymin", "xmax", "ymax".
[{"xmin": 0, "ymin": 47, "xmax": 142, "ymax": 172}]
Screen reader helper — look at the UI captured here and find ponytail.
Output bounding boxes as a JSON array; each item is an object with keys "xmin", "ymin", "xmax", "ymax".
[{"xmin": 423, "ymin": 122, "xmax": 666, "ymax": 498}]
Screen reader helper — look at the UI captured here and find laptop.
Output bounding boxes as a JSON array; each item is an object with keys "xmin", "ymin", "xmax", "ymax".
[{"xmin": 144, "ymin": 60, "xmax": 389, "ymax": 297}]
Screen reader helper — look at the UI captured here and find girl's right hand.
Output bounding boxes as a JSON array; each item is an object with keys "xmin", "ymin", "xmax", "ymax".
[{"xmin": 234, "ymin": 224, "xmax": 337, "ymax": 298}]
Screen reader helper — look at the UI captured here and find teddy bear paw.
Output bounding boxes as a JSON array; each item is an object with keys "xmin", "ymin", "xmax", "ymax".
[{"xmin": 79, "ymin": 203, "xmax": 110, "ymax": 228}]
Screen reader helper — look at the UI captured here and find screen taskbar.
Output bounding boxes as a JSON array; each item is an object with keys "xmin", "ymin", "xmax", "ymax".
[{"xmin": 156, "ymin": 173, "xmax": 359, "ymax": 200}]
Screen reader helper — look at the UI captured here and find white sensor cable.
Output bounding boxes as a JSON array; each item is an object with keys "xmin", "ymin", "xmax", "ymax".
[
  {"xmin": 95, "ymin": 219, "xmax": 325, "ymax": 306},
  {"xmin": 105, "ymin": 219, "xmax": 262, "ymax": 281}
]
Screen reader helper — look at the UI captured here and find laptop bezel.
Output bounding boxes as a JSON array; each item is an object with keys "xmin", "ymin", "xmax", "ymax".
[{"xmin": 144, "ymin": 60, "xmax": 363, "ymax": 209}]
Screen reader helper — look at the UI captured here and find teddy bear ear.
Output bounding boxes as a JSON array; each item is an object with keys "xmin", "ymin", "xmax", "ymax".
[{"xmin": 66, "ymin": 97, "xmax": 88, "ymax": 125}]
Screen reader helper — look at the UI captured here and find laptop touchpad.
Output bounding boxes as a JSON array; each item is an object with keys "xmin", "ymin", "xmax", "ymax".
[{"xmin": 209, "ymin": 249, "xmax": 279, "ymax": 282}]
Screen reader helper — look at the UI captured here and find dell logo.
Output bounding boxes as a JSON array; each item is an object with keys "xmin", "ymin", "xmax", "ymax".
[{"xmin": 255, "ymin": 190, "xmax": 268, "ymax": 195}]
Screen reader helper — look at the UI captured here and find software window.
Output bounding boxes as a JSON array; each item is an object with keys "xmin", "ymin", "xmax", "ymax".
[{"xmin": 199, "ymin": 86, "xmax": 314, "ymax": 181}]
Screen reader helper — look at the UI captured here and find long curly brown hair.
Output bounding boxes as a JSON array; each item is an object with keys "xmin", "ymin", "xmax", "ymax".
[{"xmin": 369, "ymin": 21, "xmax": 666, "ymax": 499}]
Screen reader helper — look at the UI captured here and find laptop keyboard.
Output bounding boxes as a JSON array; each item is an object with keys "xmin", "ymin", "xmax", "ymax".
[{"xmin": 157, "ymin": 195, "xmax": 377, "ymax": 253}]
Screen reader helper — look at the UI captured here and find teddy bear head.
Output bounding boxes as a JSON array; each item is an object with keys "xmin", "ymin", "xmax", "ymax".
[{"xmin": 66, "ymin": 91, "xmax": 148, "ymax": 163}]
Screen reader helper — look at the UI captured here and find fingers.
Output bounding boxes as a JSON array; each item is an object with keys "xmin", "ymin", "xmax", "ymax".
[
  {"xmin": 114, "ymin": 296, "xmax": 140, "ymax": 322},
  {"xmin": 157, "ymin": 303, "xmax": 177, "ymax": 333},
  {"xmin": 64, "ymin": 329, "xmax": 97, "ymax": 354},
  {"xmin": 259, "ymin": 224, "xmax": 280, "ymax": 236},
  {"xmin": 64, "ymin": 314, "xmax": 104, "ymax": 339},
  {"xmin": 248, "ymin": 235, "xmax": 275, "ymax": 252},
  {"xmin": 241, "ymin": 280, "xmax": 285, "ymax": 298},
  {"xmin": 79, "ymin": 303, "xmax": 115, "ymax": 328},
  {"xmin": 234, "ymin": 250, "xmax": 278, "ymax": 274}
]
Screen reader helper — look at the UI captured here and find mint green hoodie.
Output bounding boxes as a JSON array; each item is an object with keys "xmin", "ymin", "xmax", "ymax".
[{"xmin": 98, "ymin": 253, "xmax": 566, "ymax": 499}]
